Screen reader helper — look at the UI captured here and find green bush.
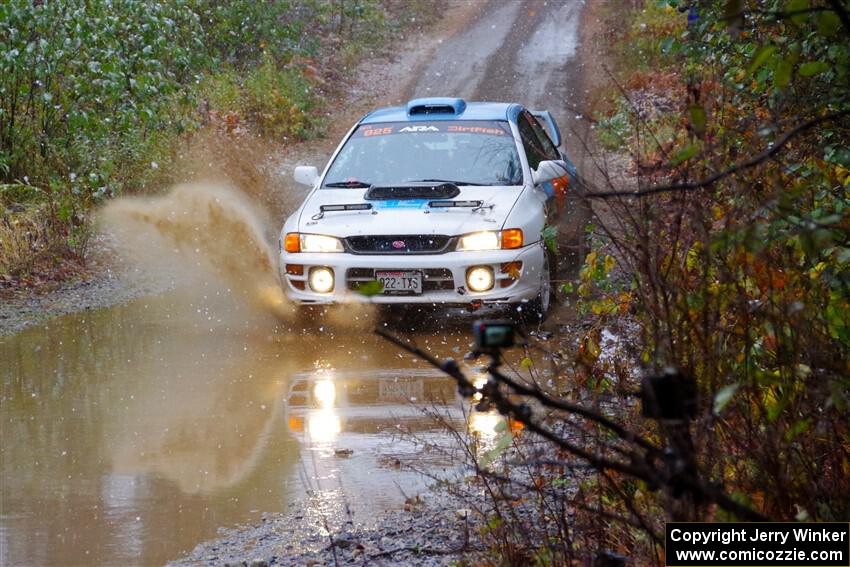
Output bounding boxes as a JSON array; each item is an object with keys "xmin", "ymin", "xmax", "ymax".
[
  {"xmin": 248, "ymin": 60, "xmax": 321, "ymax": 139},
  {"xmin": 597, "ymin": 102, "xmax": 632, "ymax": 150},
  {"xmin": 1, "ymin": 0, "xmax": 205, "ymax": 196},
  {"xmin": 1, "ymin": 0, "xmax": 429, "ymax": 279},
  {"xmin": 187, "ymin": 0, "xmax": 319, "ymax": 65}
]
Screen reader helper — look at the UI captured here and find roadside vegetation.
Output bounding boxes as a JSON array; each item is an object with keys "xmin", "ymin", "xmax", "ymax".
[
  {"xmin": 0, "ymin": 0, "xmax": 438, "ymax": 288},
  {"xmin": 422, "ymin": 1, "xmax": 849, "ymax": 564},
  {"xmin": 589, "ymin": 0, "xmax": 849, "ymax": 531}
]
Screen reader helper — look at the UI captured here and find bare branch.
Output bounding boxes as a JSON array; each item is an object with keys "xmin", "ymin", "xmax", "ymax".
[
  {"xmin": 375, "ymin": 329, "xmax": 771, "ymax": 523},
  {"xmin": 581, "ymin": 110, "xmax": 850, "ymax": 199},
  {"xmin": 488, "ymin": 365, "xmax": 662, "ymax": 455}
]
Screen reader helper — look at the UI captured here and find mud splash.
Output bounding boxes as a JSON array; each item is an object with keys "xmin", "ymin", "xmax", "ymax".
[{"xmin": 102, "ymin": 182, "xmax": 295, "ymax": 321}]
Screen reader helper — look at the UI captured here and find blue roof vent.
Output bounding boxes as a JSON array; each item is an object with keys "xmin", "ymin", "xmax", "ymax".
[{"xmin": 406, "ymin": 97, "xmax": 467, "ymax": 116}]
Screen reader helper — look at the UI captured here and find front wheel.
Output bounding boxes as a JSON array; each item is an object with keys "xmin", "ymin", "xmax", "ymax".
[{"xmin": 517, "ymin": 251, "xmax": 552, "ymax": 324}]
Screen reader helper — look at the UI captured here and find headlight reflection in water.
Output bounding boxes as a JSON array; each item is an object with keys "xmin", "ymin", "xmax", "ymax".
[{"xmin": 307, "ymin": 379, "xmax": 340, "ymax": 443}]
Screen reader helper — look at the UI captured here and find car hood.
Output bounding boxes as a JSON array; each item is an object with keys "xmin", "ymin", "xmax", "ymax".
[{"xmin": 297, "ymin": 186, "xmax": 523, "ymax": 237}]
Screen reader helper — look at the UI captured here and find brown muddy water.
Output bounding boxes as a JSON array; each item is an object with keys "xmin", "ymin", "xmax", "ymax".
[
  {"xmin": 0, "ymin": 287, "xmax": 518, "ymax": 566},
  {"xmin": 1, "ymin": 182, "xmax": 548, "ymax": 566}
]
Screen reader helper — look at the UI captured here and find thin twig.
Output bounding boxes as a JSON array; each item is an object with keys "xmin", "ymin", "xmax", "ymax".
[
  {"xmin": 583, "ymin": 110, "xmax": 850, "ymax": 199},
  {"xmin": 375, "ymin": 328, "xmax": 771, "ymax": 523}
]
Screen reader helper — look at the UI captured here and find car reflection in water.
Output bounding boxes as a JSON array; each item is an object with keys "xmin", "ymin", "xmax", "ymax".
[
  {"xmin": 282, "ymin": 364, "xmax": 518, "ymax": 531},
  {"xmin": 282, "ymin": 367, "xmax": 478, "ymax": 530},
  {"xmin": 286, "ymin": 368, "xmax": 461, "ymax": 446}
]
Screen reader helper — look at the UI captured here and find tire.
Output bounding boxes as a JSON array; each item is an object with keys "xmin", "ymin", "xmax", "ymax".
[
  {"xmin": 557, "ymin": 193, "xmax": 592, "ymax": 275},
  {"xmin": 517, "ymin": 251, "xmax": 553, "ymax": 324}
]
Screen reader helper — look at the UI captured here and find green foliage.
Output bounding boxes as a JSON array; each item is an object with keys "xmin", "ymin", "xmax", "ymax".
[
  {"xmin": 541, "ymin": 224, "xmax": 559, "ymax": 255},
  {"xmin": 242, "ymin": 57, "xmax": 321, "ymax": 139},
  {"xmin": 480, "ymin": 428, "xmax": 512, "ymax": 467},
  {"xmin": 199, "ymin": 56, "xmax": 323, "ymax": 141},
  {"xmin": 187, "ymin": 0, "xmax": 318, "ymax": 65},
  {"xmin": 597, "ymin": 0, "xmax": 850, "ymax": 532},
  {"xmin": 1, "ymin": 0, "xmax": 430, "ymax": 278},
  {"xmin": 623, "ymin": 1, "xmax": 685, "ymax": 70},
  {"xmin": 354, "ymin": 279, "xmax": 384, "ymax": 297},
  {"xmin": 669, "ymin": 143, "xmax": 699, "ymax": 166},
  {"xmin": 1, "ymin": 0, "xmax": 205, "ymax": 194},
  {"xmin": 596, "ymin": 100, "xmax": 632, "ymax": 150}
]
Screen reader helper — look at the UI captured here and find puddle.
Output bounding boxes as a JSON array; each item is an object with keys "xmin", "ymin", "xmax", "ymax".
[{"xmin": 0, "ymin": 289, "xmax": 513, "ymax": 565}]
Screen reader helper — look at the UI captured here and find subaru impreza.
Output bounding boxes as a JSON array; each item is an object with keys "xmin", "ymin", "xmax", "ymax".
[{"xmin": 279, "ymin": 97, "xmax": 577, "ymax": 322}]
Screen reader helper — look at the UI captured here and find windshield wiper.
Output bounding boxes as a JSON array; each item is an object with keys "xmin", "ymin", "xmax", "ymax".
[
  {"xmin": 412, "ymin": 178, "xmax": 485, "ymax": 186},
  {"xmin": 324, "ymin": 180, "xmax": 372, "ymax": 188}
]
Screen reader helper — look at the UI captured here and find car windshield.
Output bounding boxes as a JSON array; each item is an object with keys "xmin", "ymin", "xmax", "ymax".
[{"xmin": 322, "ymin": 120, "xmax": 523, "ymax": 188}]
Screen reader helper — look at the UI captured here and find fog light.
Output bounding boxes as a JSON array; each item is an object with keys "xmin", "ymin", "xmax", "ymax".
[
  {"xmin": 466, "ymin": 266, "xmax": 494, "ymax": 292},
  {"xmin": 309, "ymin": 267, "xmax": 334, "ymax": 293}
]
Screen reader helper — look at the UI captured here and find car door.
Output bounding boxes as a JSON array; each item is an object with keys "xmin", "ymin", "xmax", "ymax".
[{"xmin": 518, "ymin": 111, "xmax": 569, "ymax": 222}]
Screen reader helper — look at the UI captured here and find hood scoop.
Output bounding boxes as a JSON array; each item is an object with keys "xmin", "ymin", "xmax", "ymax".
[{"xmin": 365, "ymin": 182, "xmax": 459, "ymax": 201}]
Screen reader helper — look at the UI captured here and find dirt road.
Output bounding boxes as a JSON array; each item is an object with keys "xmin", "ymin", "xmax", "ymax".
[{"xmin": 409, "ymin": 0, "xmax": 587, "ymax": 144}]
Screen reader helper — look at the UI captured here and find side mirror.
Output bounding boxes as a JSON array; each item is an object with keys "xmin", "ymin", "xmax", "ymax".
[
  {"xmin": 294, "ymin": 165, "xmax": 319, "ymax": 187},
  {"xmin": 532, "ymin": 160, "xmax": 569, "ymax": 185}
]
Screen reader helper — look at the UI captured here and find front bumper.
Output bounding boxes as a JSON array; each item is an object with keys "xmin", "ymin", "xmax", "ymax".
[{"xmin": 279, "ymin": 245, "xmax": 546, "ymax": 305}]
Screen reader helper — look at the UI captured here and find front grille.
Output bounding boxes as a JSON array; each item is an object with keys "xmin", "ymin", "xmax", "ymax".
[
  {"xmin": 365, "ymin": 184, "xmax": 459, "ymax": 200},
  {"xmin": 346, "ymin": 268, "xmax": 455, "ymax": 292},
  {"xmin": 345, "ymin": 235, "xmax": 452, "ymax": 255}
]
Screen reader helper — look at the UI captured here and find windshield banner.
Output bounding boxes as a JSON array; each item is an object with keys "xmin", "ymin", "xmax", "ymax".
[{"xmin": 355, "ymin": 121, "xmax": 511, "ymax": 138}]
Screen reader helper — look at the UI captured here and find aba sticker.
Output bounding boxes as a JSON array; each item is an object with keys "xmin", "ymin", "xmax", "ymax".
[{"xmin": 399, "ymin": 125, "xmax": 440, "ymax": 133}]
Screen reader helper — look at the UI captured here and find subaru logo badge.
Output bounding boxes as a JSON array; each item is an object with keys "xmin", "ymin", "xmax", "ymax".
[{"xmin": 392, "ymin": 240, "xmax": 406, "ymax": 249}]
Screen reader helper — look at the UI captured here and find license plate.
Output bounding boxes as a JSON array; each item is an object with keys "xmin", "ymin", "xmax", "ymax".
[
  {"xmin": 379, "ymin": 379, "xmax": 425, "ymax": 401},
  {"xmin": 375, "ymin": 270, "xmax": 422, "ymax": 294}
]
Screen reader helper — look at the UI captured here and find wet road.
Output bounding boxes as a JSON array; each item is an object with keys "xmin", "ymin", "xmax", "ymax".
[
  {"xmin": 0, "ymin": 1, "xmax": 587, "ymax": 565},
  {"xmin": 412, "ymin": 0, "xmax": 584, "ymax": 126},
  {"xmin": 1, "ymin": 292, "xmax": 500, "ymax": 565}
]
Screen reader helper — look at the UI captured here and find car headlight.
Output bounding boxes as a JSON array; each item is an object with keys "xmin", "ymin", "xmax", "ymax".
[
  {"xmin": 284, "ymin": 233, "xmax": 344, "ymax": 253},
  {"xmin": 456, "ymin": 229, "xmax": 523, "ymax": 251}
]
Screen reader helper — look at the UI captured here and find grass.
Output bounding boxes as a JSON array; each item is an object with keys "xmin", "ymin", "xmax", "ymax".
[{"xmin": 0, "ymin": 189, "xmax": 90, "ymax": 281}]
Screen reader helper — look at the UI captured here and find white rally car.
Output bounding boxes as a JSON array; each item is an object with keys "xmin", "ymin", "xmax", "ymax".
[{"xmin": 279, "ymin": 97, "xmax": 577, "ymax": 321}]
